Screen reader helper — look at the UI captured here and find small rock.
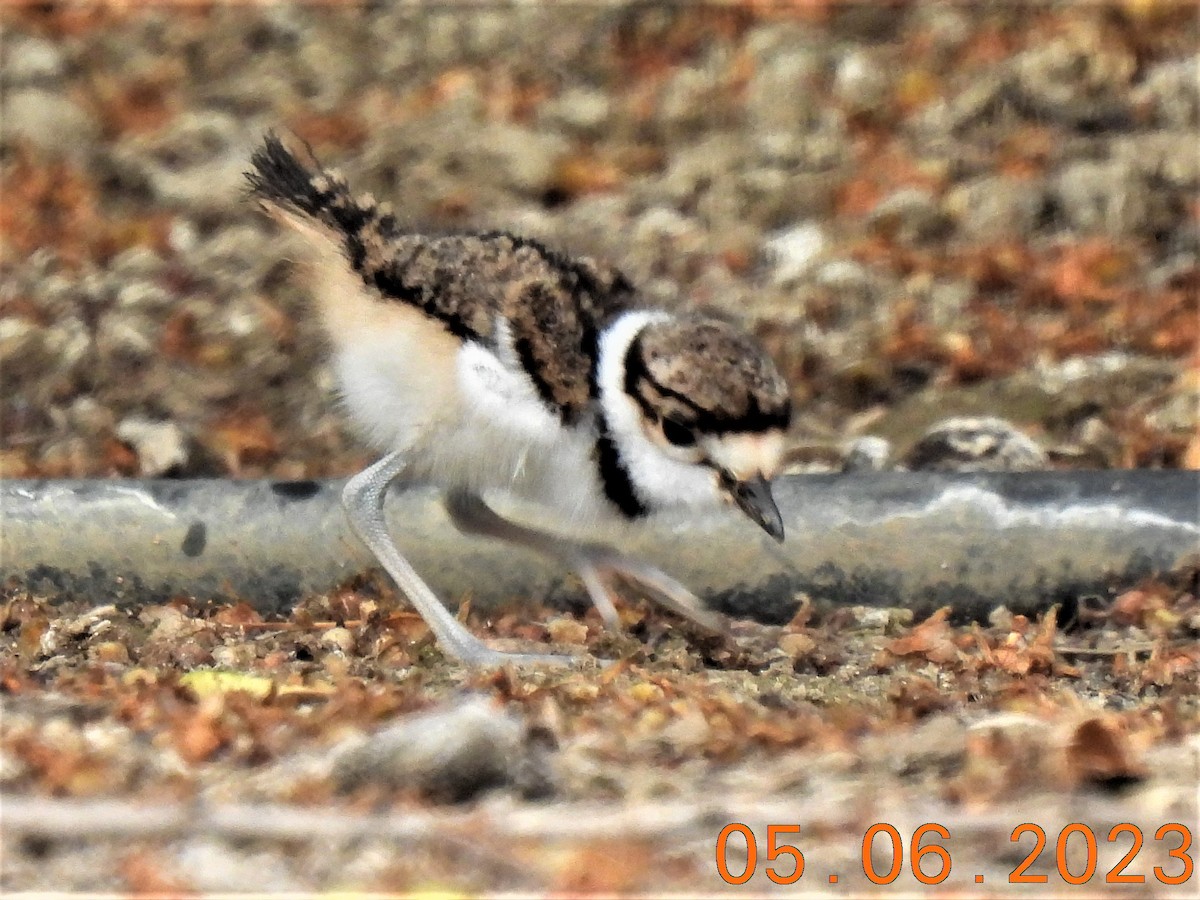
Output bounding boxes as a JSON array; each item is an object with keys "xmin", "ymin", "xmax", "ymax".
[
  {"xmin": 851, "ymin": 607, "xmax": 913, "ymax": 631},
  {"xmin": 658, "ymin": 65, "xmax": 723, "ymax": 131},
  {"xmin": 41, "ymin": 320, "xmax": 91, "ymax": 377},
  {"xmin": 1146, "ymin": 391, "xmax": 1200, "ymax": 436},
  {"xmin": 172, "ymin": 642, "xmax": 213, "ymax": 669},
  {"xmin": 1035, "ymin": 352, "xmax": 1176, "ymax": 401},
  {"xmin": 746, "ymin": 49, "xmax": 821, "ymax": 131},
  {"xmin": 0, "ymin": 747, "xmax": 30, "ymax": 785},
  {"xmin": 1, "ymin": 89, "xmax": 100, "ymax": 160},
  {"xmin": 38, "ymin": 624, "xmax": 65, "ymax": 658},
  {"xmin": 763, "ymin": 221, "xmax": 828, "ymax": 284},
  {"xmin": 1114, "ymin": 133, "xmax": 1200, "ymax": 191},
  {"xmin": 0, "ymin": 318, "xmax": 43, "ymax": 368},
  {"xmin": 988, "ymin": 606, "xmax": 1015, "ymax": 630},
  {"xmin": 816, "ymin": 258, "xmax": 875, "ymax": 293},
  {"xmin": 862, "ymin": 713, "xmax": 968, "ymax": 778},
  {"xmin": 919, "ymin": 75, "xmax": 1008, "ymax": 134},
  {"xmin": 169, "ymin": 218, "xmax": 200, "ymax": 254},
  {"xmin": 210, "ymin": 644, "xmax": 256, "ymax": 670},
  {"xmin": 193, "ymin": 225, "xmax": 269, "ymax": 275},
  {"xmin": 867, "ymin": 188, "xmax": 949, "ymax": 244},
  {"xmin": 903, "ymin": 416, "xmax": 1047, "ymax": 472},
  {"xmin": 546, "ymin": 617, "xmax": 588, "ymax": 645},
  {"xmin": 319, "ymin": 626, "xmax": 356, "ymax": 655},
  {"xmin": 89, "ymin": 641, "xmax": 131, "ymax": 665},
  {"xmin": 833, "ymin": 49, "xmax": 890, "ymax": 114},
  {"xmin": 906, "ymin": 5, "xmax": 972, "ymax": 60},
  {"xmin": 109, "ymin": 248, "xmax": 168, "ymax": 282},
  {"xmin": 1072, "ymin": 416, "xmax": 1122, "ymax": 467},
  {"xmin": 123, "ymin": 111, "xmax": 252, "ymax": 212},
  {"xmin": 475, "ymin": 123, "xmax": 568, "ymax": 195},
  {"xmin": 631, "ymin": 206, "xmax": 701, "ymax": 251},
  {"xmin": 116, "ymin": 280, "xmax": 173, "ymax": 312},
  {"xmin": 175, "ymin": 838, "xmax": 302, "ymax": 893},
  {"xmin": 924, "ymin": 278, "xmax": 975, "ymax": 331},
  {"xmin": 660, "ymin": 706, "xmax": 711, "ymax": 751},
  {"xmin": 96, "ymin": 312, "xmax": 156, "ymax": 363},
  {"xmin": 64, "ymin": 604, "xmax": 118, "ymax": 638},
  {"xmin": 842, "ymin": 436, "xmax": 891, "ymax": 472},
  {"xmin": 1011, "ymin": 28, "xmax": 1134, "ymax": 126},
  {"xmin": 658, "ymin": 135, "xmax": 742, "ymax": 204},
  {"xmin": 1, "ymin": 36, "xmax": 66, "ymax": 86},
  {"xmin": 946, "ymin": 174, "xmax": 1044, "ymax": 240},
  {"xmin": 1053, "ymin": 159, "xmax": 1159, "ymax": 238},
  {"xmin": 1132, "ymin": 56, "xmax": 1199, "ymax": 129},
  {"xmin": 116, "ymin": 417, "xmax": 190, "ymax": 477},
  {"xmin": 333, "ymin": 694, "xmax": 526, "ymax": 802},
  {"xmin": 779, "ymin": 632, "xmax": 816, "ymax": 657},
  {"xmin": 538, "ymin": 86, "xmax": 611, "ymax": 136}
]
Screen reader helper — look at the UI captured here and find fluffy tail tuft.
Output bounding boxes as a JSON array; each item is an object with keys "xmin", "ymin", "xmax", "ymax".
[
  {"xmin": 247, "ymin": 132, "xmax": 400, "ymax": 259},
  {"xmin": 245, "ymin": 132, "xmax": 346, "ymax": 221}
]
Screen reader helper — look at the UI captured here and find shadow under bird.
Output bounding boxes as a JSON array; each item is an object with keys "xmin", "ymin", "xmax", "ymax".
[{"xmin": 246, "ymin": 134, "xmax": 790, "ymax": 666}]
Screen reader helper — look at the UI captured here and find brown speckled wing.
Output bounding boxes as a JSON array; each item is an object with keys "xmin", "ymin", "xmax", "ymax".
[
  {"xmin": 249, "ymin": 134, "xmax": 639, "ymax": 424},
  {"xmin": 357, "ymin": 231, "xmax": 638, "ymax": 424}
]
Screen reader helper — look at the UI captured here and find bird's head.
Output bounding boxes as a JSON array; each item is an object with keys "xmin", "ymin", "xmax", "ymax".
[{"xmin": 597, "ymin": 312, "xmax": 791, "ymax": 541}]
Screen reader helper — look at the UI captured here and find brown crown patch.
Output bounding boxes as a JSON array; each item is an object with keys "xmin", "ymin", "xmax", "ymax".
[{"xmin": 626, "ymin": 318, "xmax": 791, "ymax": 434}]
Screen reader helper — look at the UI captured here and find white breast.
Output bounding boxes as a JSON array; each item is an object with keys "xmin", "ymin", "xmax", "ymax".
[
  {"xmin": 453, "ymin": 339, "xmax": 607, "ymax": 525},
  {"xmin": 334, "ymin": 325, "xmax": 609, "ymax": 528},
  {"xmin": 595, "ymin": 310, "xmax": 723, "ymax": 512}
]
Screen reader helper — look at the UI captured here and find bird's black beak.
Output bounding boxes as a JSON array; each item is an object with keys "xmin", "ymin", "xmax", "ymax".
[{"xmin": 728, "ymin": 474, "xmax": 785, "ymax": 542}]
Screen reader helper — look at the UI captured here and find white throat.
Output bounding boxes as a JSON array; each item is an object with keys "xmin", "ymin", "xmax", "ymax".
[{"xmin": 596, "ymin": 310, "xmax": 722, "ymax": 513}]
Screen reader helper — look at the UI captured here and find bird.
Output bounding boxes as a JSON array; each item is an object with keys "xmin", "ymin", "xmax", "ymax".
[{"xmin": 246, "ymin": 133, "xmax": 792, "ymax": 667}]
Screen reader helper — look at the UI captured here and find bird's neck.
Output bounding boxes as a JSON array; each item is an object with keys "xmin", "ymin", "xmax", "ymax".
[{"xmin": 595, "ymin": 310, "xmax": 718, "ymax": 517}]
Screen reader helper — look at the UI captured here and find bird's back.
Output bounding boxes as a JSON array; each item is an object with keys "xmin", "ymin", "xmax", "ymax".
[{"xmin": 246, "ymin": 135, "xmax": 638, "ymax": 426}]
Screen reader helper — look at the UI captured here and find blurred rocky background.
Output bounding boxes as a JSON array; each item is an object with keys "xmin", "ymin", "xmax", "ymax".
[{"xmin": 2, "ymin": 1, "xmax": 1197, "ymax": 479}]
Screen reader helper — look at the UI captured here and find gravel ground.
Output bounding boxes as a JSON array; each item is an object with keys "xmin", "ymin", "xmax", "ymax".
[
  {"xmin": 1, "ymin": 1, "xmax": 1198, "ymax": 894},
  {"xmin": 1, "ymin": 1, "xmax": 1197, "ymax": 477}
]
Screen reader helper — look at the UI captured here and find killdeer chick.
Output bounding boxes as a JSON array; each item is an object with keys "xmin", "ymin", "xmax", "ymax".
[{"xmin": 247, "ymin": 134, "xmax": 791, "ymax": 666}]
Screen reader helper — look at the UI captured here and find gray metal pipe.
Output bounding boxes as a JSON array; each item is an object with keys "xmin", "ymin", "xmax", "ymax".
[{"xmin": 2, "ymin": 473, "xmax": 1196, "ymax": 622}]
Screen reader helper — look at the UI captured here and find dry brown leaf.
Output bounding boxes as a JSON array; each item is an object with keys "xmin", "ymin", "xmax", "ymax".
[
  {"xmin": 118, "ymin": 849, "xmax": 195, "ymax": 897},
  {"xmin": 206, "ymin": 409, "xmax": 280, "ymax": 474},
  {"xmin": 1141, "ymin": 642, "xmax": 1200, "ymax": 687},
  {"xmin": 1063, "ymin": 716, "xmax": 1145, "ymax": 788},
  {"xmin": 550, "ymin": 839, "xmax": 656, "ymax": 894},
  {"xmin": 158, "ymin": 309, "xmax": 202, "ymax": 363},
  {"xmin": 16, "ymin": 610, "xmax": 50, "ymax": 659},
  {"xmin": 551, "ymin": 152, "xmax": 624, "ymax": 200},
  {"xmin": 285, "ymin": 110, "xmax": 368, "ymax": 151},
  {"xmin": 0, "ymin": 145, "xmax": 101, "ymax": 268},
  {"xmin": 1047, "ymin": 240, "xmax": 1137, "ymax": 306},
  {"xmin": 887, "ymin": 606, "xmax": 959, "ymax": 665},
  {"xmin": 100, "ymin": 436, "xmax": 140, "ymax": 476},
  {"xmin": 1027, "ymin": 606, "xmax": 1059, "ymax": 670},
  {"xmin": 173, "ymin": 700, "xmax": 227, "ymax": 764},
  {"xmin": 0, "ymin": 448, "xmax": 36, "ymax": 479},
  {"xmin": 210, "ymin": 602, "xmax": 265, "ymax": 628},
  {"xmin": 1111, "ymin": 585, "xmax": 1171, "ymax": 627},
  {"xmin": 87, "ymin": 64, "xmax": 183, "ymax": 137}
]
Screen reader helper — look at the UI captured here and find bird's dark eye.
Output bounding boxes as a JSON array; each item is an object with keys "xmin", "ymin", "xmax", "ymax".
[{"xmin": 661, "ymin": 417, "xmax": 695, "ymax": 447}]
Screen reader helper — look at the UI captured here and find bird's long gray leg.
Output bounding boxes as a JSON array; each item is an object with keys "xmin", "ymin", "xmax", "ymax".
[
  {"xmin": 342, "ymin": 453, "xmax": 580, "ymax": 667},
  {"xmin": 444, "ymin": 491, "xmax": 726, "ymax": 635}
]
